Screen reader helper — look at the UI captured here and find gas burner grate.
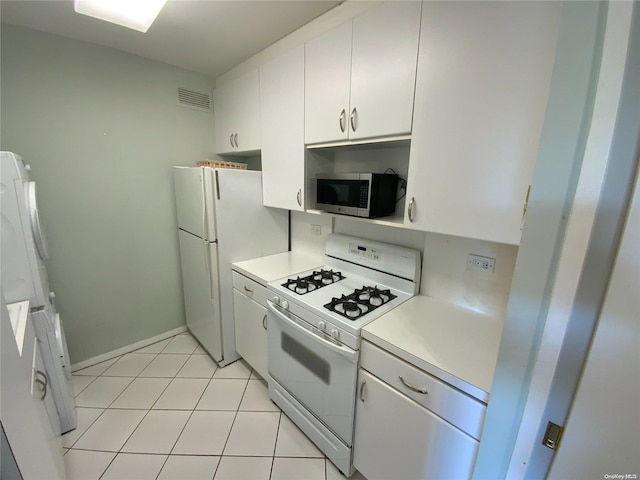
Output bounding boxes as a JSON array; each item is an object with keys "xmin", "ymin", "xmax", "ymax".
[
  {"xmin": 324, "ymin": 286, "xmax": 397, "ymax": 320},
  {"xmin": 281, "ymin": 269, "xmax": 345, "ymax": 295}
]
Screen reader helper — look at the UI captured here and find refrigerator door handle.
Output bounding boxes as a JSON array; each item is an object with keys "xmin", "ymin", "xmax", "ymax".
[
  {"xmin": 200, "ymin": 167, "xmax": 207, "ymax": 240},
  {"xmin": 215, "ymin": 170, "xmax": 221, "ymax": 200},
  {"xmin": 204, "ymin": 241, "xmax": 216, "ymax": 303},
  {"xmin": 200, "ymin": 167, "xmax": 215, "ymax": 303}
]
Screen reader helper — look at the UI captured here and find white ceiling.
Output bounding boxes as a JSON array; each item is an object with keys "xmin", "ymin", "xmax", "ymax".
[{"xmin": 0, "ymin": 0, "xmax": 342, "ymax": 79}]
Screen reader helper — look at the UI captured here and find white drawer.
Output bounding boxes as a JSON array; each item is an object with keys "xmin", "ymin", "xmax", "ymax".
[
  {"xmin": 232, "ymin": 271, "xmax": 268, "ymax": 307},
  {"xmin": 360, "ymin": 340, "xmax": 486, "ymax": 440}
]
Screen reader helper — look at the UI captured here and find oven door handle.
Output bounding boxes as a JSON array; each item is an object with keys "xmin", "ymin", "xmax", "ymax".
[{"xmin": 268, "ymin": 301, "xmax": 358, "ymax": 363}]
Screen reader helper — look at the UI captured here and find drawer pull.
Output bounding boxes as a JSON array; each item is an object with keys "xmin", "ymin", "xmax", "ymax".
[
  {"xmin": 399, "ymin": 375, "xmax": 428, "ymax": 395},
  {"xmin": 35, "ymin": 369, "xmax": 48, "ymax": 401},
  {"xmin": 262, "ymin": 314, "xmax": 267, "ymax": 330},
  {"xmin": 359, "ymin": 380, "xmax": 367, "ymax": 402},
  {"xmin": 243, "ymin": 286, "xmax": 253, "ymax": 294}
]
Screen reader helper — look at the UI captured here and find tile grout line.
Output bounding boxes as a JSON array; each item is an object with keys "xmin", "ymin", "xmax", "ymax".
[
  {"xmin": 269, "ymin": 411, "xmax": 284, "ymax": 480},
  {"xmin": 151, "ymin": 345, "xmax": 210, "ymax": 479},
  {"xmin": 211, "ymin": 370, "xmax": 253, "ymax": 480}
]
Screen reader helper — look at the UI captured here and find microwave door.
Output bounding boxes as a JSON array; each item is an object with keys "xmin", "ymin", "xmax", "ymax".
[{"xmin": 316, "ymin": 177, "xmax": 368, "ymax": 217}]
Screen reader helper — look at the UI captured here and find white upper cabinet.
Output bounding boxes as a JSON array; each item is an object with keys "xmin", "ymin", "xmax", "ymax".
[
  {"xmin": 404, "ymin": 1, "xmax": 560, "ymax": 245},
  {"xmin": 214, "ymin": 70, "xmax": 261, "ymax": 155},
  {"xmin": 305, "ymin": 1, "xmax": 421, "ymax": 145},
  {"xmin": 305, "ymin": 21, "xmax": 352, "ymax": 144},
  {"xmin": 260, "ymin": 45, "xmax": 305, "ymax": 211}
]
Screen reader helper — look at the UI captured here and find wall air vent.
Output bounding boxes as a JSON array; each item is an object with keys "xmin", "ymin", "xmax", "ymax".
[{"xmin": 177, "ymin": 87, "xmax": 212, "ymax": 112}]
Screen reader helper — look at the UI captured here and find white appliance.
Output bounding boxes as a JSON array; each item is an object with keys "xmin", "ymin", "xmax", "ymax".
[
  {"xmin": 173, "ymin": 167, "xmax": 288, "ymax": 366},
  {"xmin": 266, "ymin": 234, "xmax": 421, "ymax": 476},
  {"xmin": 1, "ymin": 151, "xmax": 76, "ymax": 435}
]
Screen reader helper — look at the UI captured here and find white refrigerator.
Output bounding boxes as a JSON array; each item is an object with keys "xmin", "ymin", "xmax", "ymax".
[{"xmin": 173, "ymin": 167, "xmax": 288, "ymax": 366}]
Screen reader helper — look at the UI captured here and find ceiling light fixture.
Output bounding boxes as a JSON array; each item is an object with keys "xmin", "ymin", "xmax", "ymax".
[{"xmin": 73, "ymin": 0, "xmax": 168, "ymax": 33}]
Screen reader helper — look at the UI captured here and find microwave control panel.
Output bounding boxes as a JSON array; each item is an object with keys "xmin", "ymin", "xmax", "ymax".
[{"xmin": 349, "ymin": 243, "xmax": 381, "ymax": 262}]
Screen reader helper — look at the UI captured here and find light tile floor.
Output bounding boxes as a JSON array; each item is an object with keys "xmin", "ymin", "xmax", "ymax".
[{"xmin": 64, "ymin": 332, "xmax": 367, "ymax": 480}]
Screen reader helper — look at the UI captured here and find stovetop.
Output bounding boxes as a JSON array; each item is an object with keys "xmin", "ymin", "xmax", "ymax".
[
  {"xmin": 323, "ymin": 286, "xmax": 397, "ymax": 320},
  {"xmin": 268, "ymin": 264, "xmax": 413, "ymax": 336},
  {"xmin": 281, "ymin": 269, "xmax": 345, "ymax": 295}
]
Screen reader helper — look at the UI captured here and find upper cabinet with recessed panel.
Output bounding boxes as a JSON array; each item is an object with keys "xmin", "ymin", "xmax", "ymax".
[
  {"xmin": 304, "ymin": 1, "xmax": 421, "ymax": 146},
  {"xmin": 214, "ymin": 70, "xmax": 261, "ymax": 155}
]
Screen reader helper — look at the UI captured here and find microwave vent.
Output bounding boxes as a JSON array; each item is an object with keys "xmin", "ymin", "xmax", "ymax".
[{"xmin": 177, "ymin": 87, "xmax": 212, "ymax": 112}]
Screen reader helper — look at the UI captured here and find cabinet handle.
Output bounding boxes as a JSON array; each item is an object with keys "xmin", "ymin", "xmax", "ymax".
[
  {"xmin": 233, "ymin": 133, "xmax": 239, "ymax": 148},
  {"xmin": 359, "ymin": 380, "xmax": 366, "ymax": 402},
  {"xmin": 399, "ymin": 375, "xmax": 428, "ymax": 395},
  {"xmin": 262, "ymin": 314, "xmax": 267, "ymax": 330},
  {"xmin": 350, "ymin": 107, "xmax": 357, "ymax": 132},
  {"xmin": 230, "ymin": 134, "xmax": 234, "ymax": 148},
  {"xmin": 297, "ymin": 189, "xmax": 302, "ymax": 207},
  {"xmin": 521, "ymin": 185, "xmax": 531, "ymax": 230},
  {"xmin": 408, "ymin": 197, "xmax": 415, "ymax": 222},
  {"xmin": 35, "ymin": 369, "xmax": 48, "ymax": 401},
  {"xmin": 339, "ymin": 109, "xmax": 346, "ymax": 133},
  {"xmin": 243, "ymin": 285, "xmax": 253, "ymax": 294}
]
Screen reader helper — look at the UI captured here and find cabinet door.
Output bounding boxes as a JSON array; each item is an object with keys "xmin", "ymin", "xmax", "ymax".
[
  {"xmin": 353, "ymin": 369, "xmax": 478, "ymax": 480},
  {"xmin": 304, "ymin": 21, "xmax": 352, "ymax": 144},
  {"xmin": 261, "ymin": 46, "xmax": 305, "ymax": 211},
  {"xmin": 214, "ymin": 70, "xmax": 261, "ymax": 154},
  {"xmin": 233, "ymin": 70, "xmax": 261, "ymax": 152},
  {"xmin": 404, "ymin": 2, "xmax": 560, "ymax": 244},
  {"xmin": 349, "ymin": 1, "xmax": 421, "ymax": 140},
  {"xmin": 214, "ymin": 80, "xmax": 237, "ymax": 154},
  {"xmin": 233, "ymin": 289, "xmax": 268, "ymax": 380}
]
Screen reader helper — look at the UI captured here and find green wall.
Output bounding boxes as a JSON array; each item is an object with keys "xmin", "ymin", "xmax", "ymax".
[{"xmin": 1, "ymin": 25, "xmax": 215, "ymax": 363}]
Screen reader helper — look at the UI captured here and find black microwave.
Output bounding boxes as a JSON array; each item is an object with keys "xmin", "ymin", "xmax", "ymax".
[{"xmin": 316, "ymin": 173, "xmax": 398, "ymax": 218}]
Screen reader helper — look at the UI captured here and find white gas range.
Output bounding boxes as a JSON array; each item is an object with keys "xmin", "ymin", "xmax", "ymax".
[{"xmin": 266, "ymin": 234, "xmax": 421, "ymax": 476}]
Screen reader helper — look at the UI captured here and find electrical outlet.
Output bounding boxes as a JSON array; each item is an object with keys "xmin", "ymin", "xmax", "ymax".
[
  {"xmin": 310, "ymin": 224, "xmax": 322, "ymax": 236},
  {"xmin": 467, "ymin": 254, "xmax": 495, "ymax": 273}
]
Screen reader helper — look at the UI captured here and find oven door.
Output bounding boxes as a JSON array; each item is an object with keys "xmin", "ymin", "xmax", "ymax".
[{"xmin": 267, "ymin": 300, "xmax": 359, "ymax": 444}]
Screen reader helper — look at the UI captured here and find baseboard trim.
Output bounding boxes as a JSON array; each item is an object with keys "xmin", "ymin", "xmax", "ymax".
[{"xmin": 71, "ymin": 326, "xmax": 188, "ymax": 372}]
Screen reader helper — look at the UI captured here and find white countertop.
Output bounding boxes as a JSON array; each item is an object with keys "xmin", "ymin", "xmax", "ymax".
[
  {"xmin": 362, "ymin": 295, "xmax": 505, "ymax": 403},
  {"xmin": 232, "ymin": 251, "xmax": 324, "ymax": 286}
]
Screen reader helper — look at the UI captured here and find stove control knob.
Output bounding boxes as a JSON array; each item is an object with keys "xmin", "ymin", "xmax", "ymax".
[
  {"xmin": 331, "ymin": 328, "xmax": 340, "ymax": 340},
  {"xmin": 273, "ymin": 296, "xmax": 280, "ymax": 305},
  {"xmin": 318, "ymin": 321, "xmax": 326, "ymax": 331},
  {"xmin": 281, "ymin": 300, "xmax": 289, "ymax": 310}
]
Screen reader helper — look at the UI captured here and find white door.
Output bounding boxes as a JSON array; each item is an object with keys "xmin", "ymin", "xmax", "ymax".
[
  {"xmin": 548, "ymin": 164, "xmax": 640, "ymax": 479},
  {"xmin": 214, "ymin": 80, "xmax": 236, "ymax": 154},
  {"xmin": 214, "ymin": 169, "xmax": 288, "ymax": 366},
  {"xmin": 349, "ymin": 1, "xmax": 421, "ymax": 140},
  {"xmin": 233, "ymin": 70, "xmax": 261, "ymax": 153},
  {"xmin": 1, "ymin": 295, "xmax": 64, "ymax": 480},
  {"xmin": 233, "ymin": 290, "xmax": 268, "ymax": 380},
  {"xmin": 178, "ymin": 229, "xmax": 222, "ymax": 361},
  {"xmin": 261, "ymin": 45, "xmax": 305, "ymax": 211},
  {"xmin": 214, "ymin": 71, "xmax": 261, "ymax": 154},
  {"xmin": 353, "ymin": 369, "xmax": 478, "ymax": 480},
  {"xmin": 304, "ymin": 21, "xmax": 352, "ymax": 144},
  {"xmin": 404, "ymin": 1, "xmax": 559, "ymax": 244},
  {"xmin": 173, "ymin": 167, "xmax": 216, "ymax": 241},
  {"xmin": 267, "ymin": 301, "xmax": 359, "ymax": 444}
]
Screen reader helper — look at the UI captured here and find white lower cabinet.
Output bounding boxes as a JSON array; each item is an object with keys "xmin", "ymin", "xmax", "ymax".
[
  {"xmin": 353, "ymin": 341, "xmax": 483, "ymax": 480},
  {"xmin": 232, "ymin": 271, "xmax": 268, "ymax": 379}
]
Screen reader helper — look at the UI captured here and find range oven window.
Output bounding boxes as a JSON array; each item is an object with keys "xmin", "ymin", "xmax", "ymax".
[
  {"xmin": 317, "ymin": 179, "xmax": 369, "ymax": 208},
  {"xmin": 281, "ymin": 332, "xmax": 330, "ymax": 384}
]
